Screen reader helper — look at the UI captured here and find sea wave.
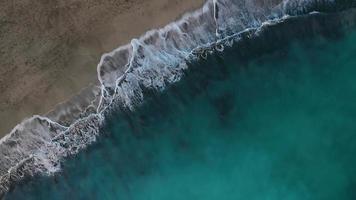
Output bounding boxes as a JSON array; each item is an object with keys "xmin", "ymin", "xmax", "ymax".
[{"xmin": 0, "ymin": 0, "xmax": 355, "ymax": 197}]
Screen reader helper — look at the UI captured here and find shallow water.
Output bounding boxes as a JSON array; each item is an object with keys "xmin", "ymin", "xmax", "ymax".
[{"xmin": 6, "ymin": 15, "xmax": 356, "ymax": 200}]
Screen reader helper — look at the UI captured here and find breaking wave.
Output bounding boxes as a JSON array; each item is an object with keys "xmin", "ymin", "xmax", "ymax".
[{"xmin": 0, "ymin": 0, "xmax": 355, "ymax": 197}]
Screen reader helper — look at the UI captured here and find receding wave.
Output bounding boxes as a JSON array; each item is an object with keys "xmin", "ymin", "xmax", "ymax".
[{"xmin": 0, "ymin": 0, "xmax": 355, "ymax": 197}]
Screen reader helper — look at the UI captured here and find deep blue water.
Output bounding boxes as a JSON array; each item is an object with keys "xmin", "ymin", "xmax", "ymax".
[{"xmin": 5, "ymin": 13, "xmax": 356, "ymax": 200}]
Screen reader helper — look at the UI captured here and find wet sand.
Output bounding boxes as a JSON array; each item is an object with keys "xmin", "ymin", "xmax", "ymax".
[{"xmin": 0, "ymin": 0, "xmax": 205, "ymax": 137}]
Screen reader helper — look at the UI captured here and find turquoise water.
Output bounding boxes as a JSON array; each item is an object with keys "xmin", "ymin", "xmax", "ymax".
[{"xmin": 6, "ymin": 17, "xmax": 356, "ymax": 199}]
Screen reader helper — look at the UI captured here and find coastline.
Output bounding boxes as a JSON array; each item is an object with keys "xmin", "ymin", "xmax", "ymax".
[
  {"xmin": 1, "ymin": 0, "xmax": 356, "ymax": 198},
  {"xmin": 0, "ymin": 0, "xmax": 205, "ymax": 138}
]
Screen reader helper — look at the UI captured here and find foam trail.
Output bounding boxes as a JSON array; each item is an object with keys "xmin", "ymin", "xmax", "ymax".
[
  {"xmin": 213, "ymin": 0, "xmax": 220, "ymax": 37},
  {"xmin": 0, "ymin": 0, "xmax": 354, "ymax": 197}
]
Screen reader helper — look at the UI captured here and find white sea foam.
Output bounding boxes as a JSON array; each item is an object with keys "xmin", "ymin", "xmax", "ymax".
[{"xmin": 0, "ymin": 0, "xmax": 349, "ymax": 197}]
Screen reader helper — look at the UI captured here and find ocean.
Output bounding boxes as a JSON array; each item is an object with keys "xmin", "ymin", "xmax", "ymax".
[{"xmin": 4, "ymin": 5, "xmax": 356, "ymax": 199}]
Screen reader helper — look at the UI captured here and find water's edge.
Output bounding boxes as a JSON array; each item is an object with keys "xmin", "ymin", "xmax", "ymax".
[{"xmin": 0, "ymin": 0, "xmax": 355, "ymax": 198}]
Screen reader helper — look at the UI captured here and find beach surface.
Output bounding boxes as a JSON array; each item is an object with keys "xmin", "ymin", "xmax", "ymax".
[{"xmin": 0, "ymin": 0, "xmax": 205, "ymax": 138}]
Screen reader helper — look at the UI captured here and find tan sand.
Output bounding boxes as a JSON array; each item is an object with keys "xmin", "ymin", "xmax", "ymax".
[{"xmin": 0, "ymin": 0, "xmax": 205, "ymax": 138}]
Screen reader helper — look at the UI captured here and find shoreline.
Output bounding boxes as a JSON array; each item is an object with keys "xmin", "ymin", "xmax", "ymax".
[
  {"xmin": 0, "ymin": 0, "xmax": 205, "ymax": 138},
  {"xmin": 1, "ymin": 0, "xmax": 355, "ymax": 198}
]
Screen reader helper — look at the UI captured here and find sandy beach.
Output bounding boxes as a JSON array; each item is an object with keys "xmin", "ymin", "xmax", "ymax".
[{"xmin": 0, "ymin": 0, "xmax": 205, "ymax": 138}]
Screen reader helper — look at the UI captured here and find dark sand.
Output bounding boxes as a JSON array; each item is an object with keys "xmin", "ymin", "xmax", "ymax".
[{"xmin": 0, "ymin": 0, "xmax": 205, "ymax": 137}]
